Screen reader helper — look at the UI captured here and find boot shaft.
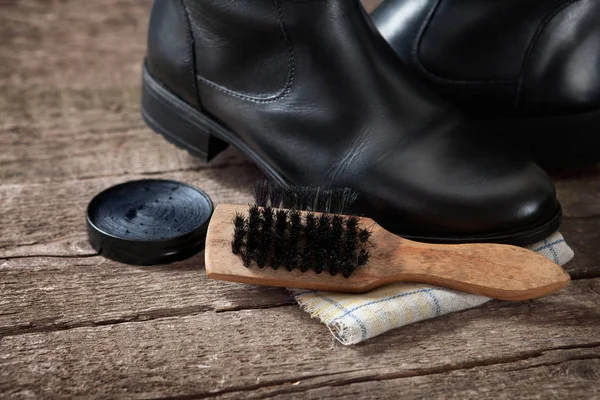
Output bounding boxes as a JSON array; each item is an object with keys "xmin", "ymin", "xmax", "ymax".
[
  {"xmin": 149, "ymin": 0, "xmax": 372, "ymax": 102},
  {"xmin": 146, "ymin": 0, "xmax": 444, "ymax": 114},
  {"xmin": 182, "ymin": 0, "xmax": 293, "ymax": 98}
]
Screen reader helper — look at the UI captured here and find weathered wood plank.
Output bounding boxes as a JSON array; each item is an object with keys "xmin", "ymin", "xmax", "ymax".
[
  {"xmin": 1, "ymin": 279, "xmax": 599, "ymax": 399},
  {"xmin": 556, "ymin": 169, "xmax": 600, "ymax": 219},
  {"xmin": 0, "ymin": 255, "xmax": 293, "ymax": 336},
  {"xmin": 0, "ymin": 0, "xmax": 150, "ymax": 89},
  {"xmin": 1, "ymin": 0, "xmax": 596, "ymax": 398},
  {"xmin": 0, "ymin": 167, "xmax": 263, "ymax": 255},
  {"xmin": 0, "ymin": 85, "xmax": 252, "ymax": 184},
  {"xmin": 255, "ymin": 355, "xmax": 600, "ymax": 400},
  {"xmin": 0, "ymin": 0, "xmax": 250, "ymax": 184},
  {"xmin": 561, "ymin": 218, "xmax": 600, "ymax": 280},
  {"xmin": 0, "ymin": 217, "xmax": 595, "ymax": 336}
]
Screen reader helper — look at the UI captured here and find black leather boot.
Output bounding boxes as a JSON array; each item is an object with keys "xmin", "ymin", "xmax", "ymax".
[
  {"xmin": 372, "ymin": 0, "xmax": 600, "ymax": 167},
  {"xmin": 141, "ymin": 0, "xmax": 561, "ymax": 245}
]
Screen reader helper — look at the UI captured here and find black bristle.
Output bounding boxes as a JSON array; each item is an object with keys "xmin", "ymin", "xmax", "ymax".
[
  {"xmin": 328, "ymin": 215, "xmax": 344, "ymax": 276},
  {"xmin": 232, "ymin": 185, "xmax": 367, "ymax": 278},
  {"xmin": 262, "ymin": 206, "xmax": 274, "ymax": 225},
  {"xmin": 313, "ymin": 189, "xmax": 329, "ymax": 213},
  {"xmin": 255, "ymin": 254, "xmax": 267, "ymax": 269},
  {"xmin": 268, "ymin": 183, "xmax": 284, "ymax": 208},
  {"xmin": 331, "ymin": 188, "xmax": 360, "ymax": 214},
  {"xmin": 271, "ymin": 209, "xmax": 287, "ymax": 270},
  {"xmin": 301, "ymin": 212, "xmax": 317, "ymax": 272},
  {"xmin": 322, "ymin": 192, "xmax": 333, "ymax": 213},
  {"xmin": 346, "ymin": 216, "xmax": 359, "ymax": 232},
  {"xmin": 254, "ymin": 181, "xmax": 270, "ymax": 207},
  {"xmin": 241, "ymin": 250, "xmax": 252, "ymax": 268},
  {"xmin": 358, "ymin": 249, "xmax": 369, "ymax": 266},
  {"xmin": 340, "ymin": 216, "xmax": 360, "ymax": 276},
  {"xmin": 281, "ymin": 186, "xmax": 298, "ymax": 209},
  {"xmin": 256, "ymin": 207, "xmax": 274, "ymax": 269},
  {"xmin": 231, "ymin": 213, "xmax": 247, "ymax": 255},
  {"xmin": 359, "ymin": 228, "xmax": 371, "ymax": 244},
  {"xmin": 314, "ymin": 250, "xmax": 327, "ymax": 274},
  {"xmin": 295, "ymin": 187, "xmax": 313, "ymax": 211},
  {"xmin": 285, "ymin": 210, "xmax": 302, "ymax": 271},
  {"xmin": 314, "ymin": 214, "xmax": 332, "ymax": 274},
  {"xmin": 342, "ymin": 266, "xmax": 356, "ymax": 279},
  {"xmin": 304, "ymin": 187, "xmax": 319, "ymax": 211},
  {"xmin": 253, "ymin": 183, "xmax": 359, "ymax": 214},
  {"xmin": 246, "ymin": 205, "xmax": 261, "ymax": 257}
]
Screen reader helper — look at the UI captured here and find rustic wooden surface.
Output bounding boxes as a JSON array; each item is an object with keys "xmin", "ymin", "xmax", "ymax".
[{"xmin": 1, "ymin": 0, "xmax": 599, "ymax": 398}]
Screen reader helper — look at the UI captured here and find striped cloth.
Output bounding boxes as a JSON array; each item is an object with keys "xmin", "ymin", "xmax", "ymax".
[{"xmin": 293, "ymin": 232, "xmax": 574, "ymax": 345}]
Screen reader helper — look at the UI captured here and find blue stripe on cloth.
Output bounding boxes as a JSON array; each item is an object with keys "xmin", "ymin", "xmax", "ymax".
[
  {"xmin": 532, "ymin": 239, "xmax": 565, "ymax": 254},
  {"xmin": 423, "ymin": 290, "xmax": 441, "ymax": 316},
  {"xmin": 315, "ymin": 293, "xmax": 369, "ymax": 342},
  {"xmin": 536, "ymin": 239, "xmax": 561, "ymax": 264},
  {"xmin": 330, "ymin": 289, "xmax": 434, "ymax": 324},
  {"xmin": 548, "ymin": 243, "xmax": 560, "ymax": 264}
]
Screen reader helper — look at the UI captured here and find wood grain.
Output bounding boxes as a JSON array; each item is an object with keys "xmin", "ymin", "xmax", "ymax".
[
  {"xmin": 556, "ymin": 169, "xmax": 600, "ymax": 218},
  {"xmin": 1, "ymin": 0, "xmax": 598, "ymax": 398},
  {"xmin": 0, "ymin": 255, "xmax": 294, "ymax": 337},
  {"xmin": 1, "ymin": 279, "xmax": 599, "ymax": 398},
  {"xmin": 0, "ymin": 218, "xmax": 595, "ymax": 338},
  {"xmin": 0, "ymin": 168, "xmax": 262, "ymax": 255},
  {"xmin": 0, "ymin": 85, "xmax": 255, "ymax": 185},
  {"xmin": 257, "ymin": 356, "xmax": 600, "ymax": 399},
  {"xmin": 561, "ymin": 218, "xmax": 600, "ymax": 280}
]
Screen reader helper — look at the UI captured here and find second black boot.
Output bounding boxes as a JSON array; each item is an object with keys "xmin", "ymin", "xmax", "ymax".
[
  {"xmin": 142, "ymin": 0, "xmax": 561, "ymax": 245},
  {"xmin": 372, "ymin": 0, "xmax": 600, "ymax": 167}
]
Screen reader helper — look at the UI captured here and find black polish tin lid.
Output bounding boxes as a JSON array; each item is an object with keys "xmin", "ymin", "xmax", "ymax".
[{"xmin": 86, "ymin": 179, "xmax": 213, "ymax": 266}]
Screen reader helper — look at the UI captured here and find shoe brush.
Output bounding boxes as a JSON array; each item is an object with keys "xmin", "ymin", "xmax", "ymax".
[{"xmin": 205, "ymin": 182, "xmax": 570, "ymax": 300}]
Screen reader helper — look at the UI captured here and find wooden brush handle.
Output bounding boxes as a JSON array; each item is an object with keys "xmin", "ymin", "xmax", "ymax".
[
  {"xmin": 205, "ymin": 205, "xmax": 571, "ymax": 300},
  {"xmin": 367, "ymin": 225, "xmax": 570, "ymax": 300}
]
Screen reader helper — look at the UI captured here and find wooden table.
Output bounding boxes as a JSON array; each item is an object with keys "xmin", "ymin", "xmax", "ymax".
[{"xmin": 1, "ymin": 1, "xmax": 599, "ymax": 398}]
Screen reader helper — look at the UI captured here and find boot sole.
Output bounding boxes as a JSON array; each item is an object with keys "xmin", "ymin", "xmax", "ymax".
[{"xmin": 140, "ymin": 63, "xmax": 562, "ymax": 246}]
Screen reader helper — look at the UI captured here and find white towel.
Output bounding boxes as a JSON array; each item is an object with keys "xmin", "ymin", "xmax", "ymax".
[{"xmin": 293, "ymin": 232, "xmax": 574, "ymax": 345}]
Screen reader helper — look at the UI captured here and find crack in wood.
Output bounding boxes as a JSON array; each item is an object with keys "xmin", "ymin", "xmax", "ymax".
[
  {"xmin": 142, "ymin": 343, "xmax": 600, "ymax": 399},
  {"xmin": 0, "ymin": 311, "xmax": 20, "ymax": 316},
  {"xmin": 508, "ymin": 355, "xmax": 600, "ymax": 372},
  {"xmin": 0, "ymin": 304, "xmax": 298, "ymax": 338},
  {"xmin": 146, "ymin": 371, "xmax": 370, "ymax": 400},
  {"xmin": 0, "ymin": 253, "xmax": 99, "ymax": 261},
  {"xmin": 215, "ymin": 300, "xmax": 302, "ymax": 313},
  {"xmin": 0, "ymin": 306, "xmax": 213, "ymax": 338}
]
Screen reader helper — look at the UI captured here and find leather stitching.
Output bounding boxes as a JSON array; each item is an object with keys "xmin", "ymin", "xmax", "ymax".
[
  {"xmin": 514, "ymin": 0, "xmax": 583, "ymax": 107},
  {"xmin": 411, "ymin": 0, "xmax": 516, "ymax": 87},
  {"xmin": 178, "ymin": 0, "xmax": 203, "ymax": 111},
  {"xmin": 195, "ymin": 0, "xmax": 295, "ymax": 104}
]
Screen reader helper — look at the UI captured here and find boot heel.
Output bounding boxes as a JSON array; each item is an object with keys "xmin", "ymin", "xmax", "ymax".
[{"xmin": 141, "ymin": 65, "xmax": 229, "ymax": 163}]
